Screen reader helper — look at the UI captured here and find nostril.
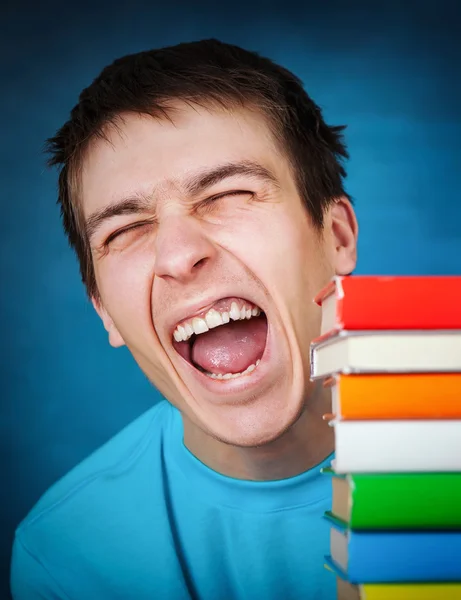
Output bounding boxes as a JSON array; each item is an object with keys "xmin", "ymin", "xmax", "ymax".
[{"xmin": 193, "ymin": 257, "xmax": 208, "ymax": 269}]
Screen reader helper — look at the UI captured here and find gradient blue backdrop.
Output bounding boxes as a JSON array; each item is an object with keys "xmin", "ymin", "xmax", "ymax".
[{"xmin": 2, "ymin": 0, "xmax": 460, "ymax": 597}]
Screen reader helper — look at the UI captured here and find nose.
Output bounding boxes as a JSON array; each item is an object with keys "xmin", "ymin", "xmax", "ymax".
[{"xmin": 153, "ymin": 215, "xmax": 216, "ymax": 283}]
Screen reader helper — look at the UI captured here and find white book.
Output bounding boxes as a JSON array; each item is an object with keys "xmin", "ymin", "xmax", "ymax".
[
  {"xmin": 310, "ymin": 330, "xmax": 461, "ymax": 379},
  {"xmin": 332, "ymin": 420, "xmax": 461, "ymax": 473}
]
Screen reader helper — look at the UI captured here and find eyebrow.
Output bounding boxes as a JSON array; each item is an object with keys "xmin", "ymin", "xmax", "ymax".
[
  {"xmin": 84, "ymin": 160, "xmax": 279, "ymax": 242},
  {"xmin": 85, "ymin": 196, "xmax": 152, "ymax": 243},
  {"xmin": 185, "ymin": 160, "xmax": 279, "ymax": 195}
]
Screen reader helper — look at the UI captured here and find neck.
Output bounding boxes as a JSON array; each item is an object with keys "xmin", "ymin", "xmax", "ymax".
[{"xmin": 182, "ymin": 384, "xmax": 334, "ymax": 481}]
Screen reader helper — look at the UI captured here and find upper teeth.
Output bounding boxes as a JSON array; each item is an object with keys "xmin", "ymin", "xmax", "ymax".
[{"xmin": 173, "ymin": 301, "xmax": 261, "ymax": 342}]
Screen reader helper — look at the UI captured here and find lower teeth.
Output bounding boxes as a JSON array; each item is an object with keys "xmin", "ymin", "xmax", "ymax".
[{"xmin": 206, "ymin": 359, "xmax": 261, "ymax": 380}]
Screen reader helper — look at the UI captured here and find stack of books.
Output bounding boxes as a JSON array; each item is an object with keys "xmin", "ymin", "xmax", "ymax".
[{"xmin": 310, "ymin": 275, "xmax": 461, "ymax": 599}]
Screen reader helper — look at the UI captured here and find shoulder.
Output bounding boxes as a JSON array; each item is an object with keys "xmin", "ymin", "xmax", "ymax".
[
  {"xmin": 16, "ymin": 399, "xmax": 175, "ymax": 539},
  {"xmin": 11, "ymin": 400, "xmax": 183, "ymax": 598}
]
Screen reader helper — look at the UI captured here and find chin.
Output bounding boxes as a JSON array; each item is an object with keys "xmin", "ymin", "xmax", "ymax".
[{"xmin": 195, "ymin": 380, "xmax": 307, "ymax": 449}]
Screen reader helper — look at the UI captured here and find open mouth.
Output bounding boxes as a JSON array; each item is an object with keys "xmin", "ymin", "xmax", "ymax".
[{"xmin": 172, "ymin": 297, "xmax": 268, "ymax": 380}]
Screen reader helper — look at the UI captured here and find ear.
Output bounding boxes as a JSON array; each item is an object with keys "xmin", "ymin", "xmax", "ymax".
[
  {"xmin": 329, "ymin": 197, "xmax": 358, "ymax": 276},
  {"xmin": 91, "ymin": 297, "xmax": 125, "ymax": 348}
]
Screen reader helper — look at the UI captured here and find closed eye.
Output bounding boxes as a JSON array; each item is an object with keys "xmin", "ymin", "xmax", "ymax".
[
  {"xmin": 104, "ymin": 221, "xmax": 155, "ymax": 247},
  {"xmin": 196, "ymin": 190, "xmax": 253, "ymax": 214}
]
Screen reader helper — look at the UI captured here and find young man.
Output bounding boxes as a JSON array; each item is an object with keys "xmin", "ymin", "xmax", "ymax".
[{"xmin": 11, "ymin": 39, "xmax": 358, "ymax": 599}]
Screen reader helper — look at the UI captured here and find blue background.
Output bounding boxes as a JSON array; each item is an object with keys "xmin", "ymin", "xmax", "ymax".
[{"xmin": 2, "ymin": 0, "xmax": 460, "ymax": 596}]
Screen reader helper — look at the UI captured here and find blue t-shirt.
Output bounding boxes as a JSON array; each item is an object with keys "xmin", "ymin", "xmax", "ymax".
[{"xmin": 11, "ymin": 401, "xmax": 335, "ymax": 599}]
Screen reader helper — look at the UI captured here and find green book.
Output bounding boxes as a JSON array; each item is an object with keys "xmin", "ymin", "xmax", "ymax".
[{"xmin": 322, "ymin": 467, "xmax": 461, "ymax": 530}]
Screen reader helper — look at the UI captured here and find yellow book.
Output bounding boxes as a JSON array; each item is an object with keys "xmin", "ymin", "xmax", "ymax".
[{"xmin": 337, "ymin": 578, "xmax": 461, "ymax": 600}]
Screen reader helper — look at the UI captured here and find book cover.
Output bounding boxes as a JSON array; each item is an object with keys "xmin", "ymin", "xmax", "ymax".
[
  {"xmin": 332, "ymin": 420, "xmax": 461, "ymax": 473},
  {"xmin": 327, "ymin": 373, "xmax": 461, "ymax": 420},
  {"xmin": 315, "ymin": 275, "xmax": 461, "ymax": 336},
  {"xmin": 325, "ymin": 516, "xmax": 461, "ymax": 583},
  {"xmin": 335, "ymin": 577, "xmax": 461, "ymax": 600},
  {"xmin": 310, "ymin": 330, "xmax": 461, "ymax": 379},
  {"xmin": 323, "ymin": 468, "xmax": 461, "ymax": 529}
]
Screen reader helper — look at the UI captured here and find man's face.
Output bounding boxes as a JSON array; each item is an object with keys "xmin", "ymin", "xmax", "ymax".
[{"xmin": 81, "ymin": 104, "xmax": 357, "ymax": 447}]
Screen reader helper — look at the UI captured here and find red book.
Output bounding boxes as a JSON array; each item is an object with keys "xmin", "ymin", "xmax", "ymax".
[{"xmin": 315, "ymin": 275, "xmax": 461, "ymax": 336}]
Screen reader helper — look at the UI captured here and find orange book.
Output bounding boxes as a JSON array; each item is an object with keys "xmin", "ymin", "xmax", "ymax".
[
  {"xmin": 315, "ymin": 275, "xmax": 461, "ymax": 336},
  {"xmin": 327, "ymin": 373, "xmax": 461, "ymax": 420}
]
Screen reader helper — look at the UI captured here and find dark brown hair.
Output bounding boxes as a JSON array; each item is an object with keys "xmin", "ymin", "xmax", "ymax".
[{"xmin": 46, "ymin": 39, "xmax": 350, "ymax": 298}]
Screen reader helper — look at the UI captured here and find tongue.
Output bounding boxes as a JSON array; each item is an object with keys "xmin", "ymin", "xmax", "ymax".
[{"xmin": 191, "ymin": 316, "xmax": 267, "ymax": 374}]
